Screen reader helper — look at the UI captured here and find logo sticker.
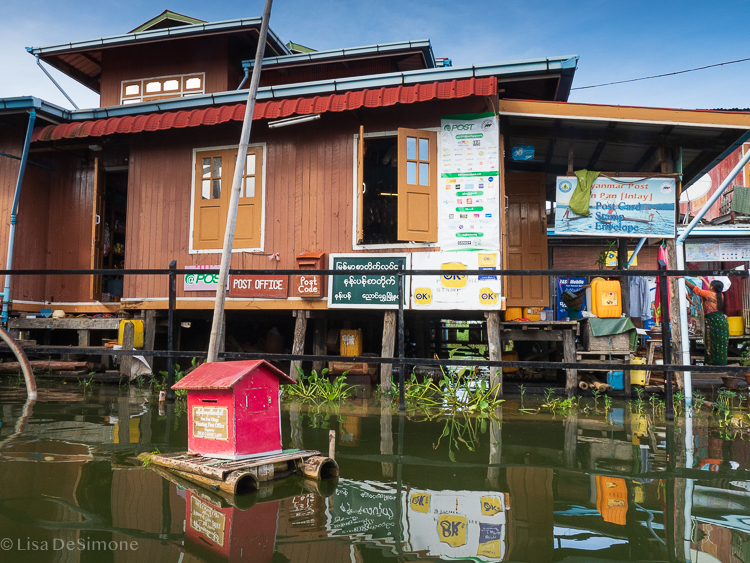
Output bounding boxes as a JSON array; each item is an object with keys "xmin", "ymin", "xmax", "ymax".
[{"xmin": 414, "ymin": 288, "xmax": 432, "ymax": 305}]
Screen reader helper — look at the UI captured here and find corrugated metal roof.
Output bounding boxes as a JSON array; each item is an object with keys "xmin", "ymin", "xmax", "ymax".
[
  {"xmin": 171, "ymin": 360, "xmax": 296, "ymax": 390},
  {"xmin": 28, "ymin": 17, "xmax": 289, "ymax": 57},
  {"xmin": 244, "ymin": 40, "xmax": 436, "ymax": 69},
  {"xmin": 31, "ymin": 77, "xmax": 497, "ymax": 142}
]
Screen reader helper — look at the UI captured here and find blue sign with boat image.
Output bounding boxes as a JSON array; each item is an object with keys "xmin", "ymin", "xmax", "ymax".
[{"xmin": 554, "ymin": 176, "xmax": 676, "ymax": 238}]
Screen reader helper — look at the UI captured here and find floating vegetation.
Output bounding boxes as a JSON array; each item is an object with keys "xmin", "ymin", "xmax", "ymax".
[{"xmin": 283, "ymin": 368, "xmax": 355, "ymax": 403}]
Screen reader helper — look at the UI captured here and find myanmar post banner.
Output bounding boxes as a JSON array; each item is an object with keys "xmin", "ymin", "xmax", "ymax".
[
  {"xmin": 439, "ymin": 113, "xmax": 500, "ymax": 251},
  {"xmin": 555, "ymin": 176, "xmax": 677, "ymax": 238}
]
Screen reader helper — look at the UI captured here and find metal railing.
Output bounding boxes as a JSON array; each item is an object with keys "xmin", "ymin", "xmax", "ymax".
[{"xmin": 1, "ymin": 263, "xmax": 748, "ymax": 413}]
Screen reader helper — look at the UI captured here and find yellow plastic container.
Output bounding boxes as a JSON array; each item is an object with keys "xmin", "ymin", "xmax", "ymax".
[
  {"xmin": 592, "ymin": 279, "xmax": 622, "ymax": 318},
  {"xmin": 524, "ymin": 307, "xmax": 542, "ymax": 321},
  {"xmin": 340, "ymin": 329, "xmax": 363, "ymax": 357},
  {"xmin": 728, "ymin": 316, "xmax": 744, "ymax": 336},
  {"xmin": 502, "ymin": 350, "xmax": 519, "ymax": 373},
  {"xmin": 505, "ymin": 307, "xmax": 523, "ymax": 321},
  {"xmin": 630, "ymin": 357, "xmax": 647, "ymax": 386},
  {"xmin": 118, "ymin": 320, "xmax": 144, "ymax": 348}
]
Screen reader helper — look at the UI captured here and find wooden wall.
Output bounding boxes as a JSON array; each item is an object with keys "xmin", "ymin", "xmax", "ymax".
[
  {"xmin": 100, "ymin": 36, "xmax": 232, "ymax": 107},
  {"xmin": 0, "ymin": 118, "xmax": 53, "ymax": 303},
  {"xmin": 552, "ymin": 244, "xmax": 659, "ymax": 271},
  {"xmin": 124, "ymin": 97, "xmax": 491, "ymax": 301}
]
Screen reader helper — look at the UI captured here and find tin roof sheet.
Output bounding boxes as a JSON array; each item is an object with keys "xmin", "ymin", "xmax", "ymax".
[{"xmin": 171, "ymin": 359, "xmax": 296, "ymax": 390}]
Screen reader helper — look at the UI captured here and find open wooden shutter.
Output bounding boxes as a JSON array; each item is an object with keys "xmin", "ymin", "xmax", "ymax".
[
  {"xmin": 193, "ymin": 150, "xmax": 227, "ymax": 250},
  {"xmin": 90, "ymin": 158, "xmax": 105, "ymax": 300},
  {"xmin": 505, "ymin": 172, "xmax": 549, "ymax": 307},
  {"xmin": 397, "ymin": 128, "xmax": 437, "ymax": 242},
  {"xmin": 234, "ymin": 146, "xmax": 264, "ymax": 249},
  {"xmin": 356, "ymin": 125, "xmax": 364, "ymax": 244}
]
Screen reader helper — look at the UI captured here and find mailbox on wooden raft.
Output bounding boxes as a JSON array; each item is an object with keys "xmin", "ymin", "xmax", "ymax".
[{"xmin": 172, "ymin": 360, "xmax": 296, "ymax": 460}]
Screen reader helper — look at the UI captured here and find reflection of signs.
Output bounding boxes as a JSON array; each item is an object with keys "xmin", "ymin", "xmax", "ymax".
[
  {"xmin": 414, "ymin": 288, "xmax": 432, "ymax": 305},
  {"xmin": 192, "ymin": 406, "xmax": 229, "ymax": 441},
  {"xmin": 480, "ymin": 496, "xmax": 502, "ymax": 516},
  {"xmin": 479, "ymin": 288, "xmax": 497, "ymax": 305},
  {"xmin": 410, "ymin": 493, "xmax": 430, "ymax": 513},
  {"xmin": 190, "ymin": 495, "xmax": 226, "ymax": 546},
  {"xmin": 437, "ymin": 514, "xmax": 467, "ymax": 547},
  {"xmin": 477, "ymin": 523, "xmax": 503, "ymax": 557},
  {"xmin": 441, "ymin": 263, "xmax": 467, "ymax": 288}
]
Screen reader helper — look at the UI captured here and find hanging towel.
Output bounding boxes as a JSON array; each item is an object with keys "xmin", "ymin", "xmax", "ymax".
[{"xmin": 569, "ymin": 169, "xmax": 600, "ymax": 216}]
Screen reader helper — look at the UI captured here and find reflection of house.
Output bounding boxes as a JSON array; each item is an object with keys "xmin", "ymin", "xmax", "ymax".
[{"xmin": 3, "ymin": 10, "xmax": 750, "ymax": 364}]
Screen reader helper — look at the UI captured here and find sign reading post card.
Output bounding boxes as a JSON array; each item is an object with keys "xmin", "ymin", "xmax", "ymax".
[{"xmin": 555, "ymin": 176, "xmax": 676, "ymax": 238}]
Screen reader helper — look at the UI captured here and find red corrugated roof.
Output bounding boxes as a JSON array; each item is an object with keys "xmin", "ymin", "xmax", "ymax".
[
  {"xmin": 32, "ymin": 77, "xmax": 497, "ymax": 142},
  {"xmin": 171, "ymin": 359, "xmax": 296, "ymax": 390}
]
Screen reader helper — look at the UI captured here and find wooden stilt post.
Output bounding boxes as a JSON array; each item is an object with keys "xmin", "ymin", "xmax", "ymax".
[
  {"xmin": 381, "ymin": 311, "xmax": 396, "ymax": 392},
  {"xmin": 485, "ymin": 311, "xmax": 502, "ymax": 396},
  {"xmin": 312, "ymin": 316, "xmax": 326, "ymax": 373},
  {"xmin": 666, "ymin": 239, "xmax": 684, "ymax": 390},
  {"xmin": 120, "ymin": 322, "xmax": 134, "ymax": 378},
  {"xmin": 290, "ymin": 310, "xmax": 307, "ymax": 380},
  {"xmin": 562, "ymin": 328, "xmax": 577, "ymax": 398},
  {"xmin": 618, "ymin": 239, "xmax": 632, "ymax": 397}
]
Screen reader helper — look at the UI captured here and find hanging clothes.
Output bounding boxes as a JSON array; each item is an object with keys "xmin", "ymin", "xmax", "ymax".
[
  {"xmin": 654, "ymin": 244, "xmax": 670, "ymax": 319},
  {"xmin": 628, "ymin": 276, "xmax": 651, "ymax": 319},
  {"xmin": 569, "ymin": 169, "xmax": 600, "ymax": 216}
]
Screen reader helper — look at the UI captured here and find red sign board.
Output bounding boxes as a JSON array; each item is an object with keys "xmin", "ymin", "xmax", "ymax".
[
  {"xmin": 229, "ymin": 275, "xmax": 288, "ymax": 299},
  {"xmin": 293, "ymin": 273, "xmax": 323, "ymax": 298}
]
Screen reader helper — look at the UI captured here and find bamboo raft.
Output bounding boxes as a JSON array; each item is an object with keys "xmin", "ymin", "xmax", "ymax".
[{"xmin": 138, "ymin": 449, "xmax": 338, "ymax": 496}]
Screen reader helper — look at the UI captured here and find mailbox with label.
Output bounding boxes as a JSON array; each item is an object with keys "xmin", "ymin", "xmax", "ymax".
[
  {"xmin": 172, "ymin": 360, "xmax": 296, "ymax": 460},
  {"xmin": 293, "ymin": 251, "xmax": 325, "ymax": 298}
]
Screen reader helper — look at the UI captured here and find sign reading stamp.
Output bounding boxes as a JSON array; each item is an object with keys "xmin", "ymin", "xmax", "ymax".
[{"xmin": 192, "ymin": 406, "xmax": 229, "ymax": 441}]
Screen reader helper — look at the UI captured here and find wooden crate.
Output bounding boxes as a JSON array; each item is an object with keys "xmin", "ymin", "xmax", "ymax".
[{"xmin": 581, "ymin": 320, "xmax": 629, "ymax": 352}]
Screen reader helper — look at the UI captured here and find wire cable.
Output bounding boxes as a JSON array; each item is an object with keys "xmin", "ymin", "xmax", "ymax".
[{"xmin": 572, "ymin": 56, "xmax": 750, "ymax": 90}]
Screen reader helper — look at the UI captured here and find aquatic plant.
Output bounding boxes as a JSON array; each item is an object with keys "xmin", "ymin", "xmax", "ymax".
[
  {"xmin": 693, "ymin": 390, "xmax": 705, "ymax": 412},
  {"xmin": 284, "ymin": 367, "xmax": 355, "ymax": 403},
  {"xmin": 519, "ymin": 384, "xmax": 526, "ymax": 407}
]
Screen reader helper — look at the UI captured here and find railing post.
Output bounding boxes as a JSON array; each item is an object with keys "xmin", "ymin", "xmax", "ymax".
[
  {"xmin": 658, "ymin": 260, "xmax": 674, "ymax": 420},
  {"xmin": 167, "ymin": 260, "xmax": 176, "ymax": 402},
  {"xmin": 398, "ymin": 260, "xmax": 405, "ymax": 412}
]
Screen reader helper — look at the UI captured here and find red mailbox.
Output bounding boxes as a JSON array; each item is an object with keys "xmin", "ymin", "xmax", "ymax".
[
  {"xmin": 293, "ymin": 251, "xmax": 325, "ymax": 298},
  {"xmin": 172, "ymin": 360, "xmax": 296, "ymax": 460}
]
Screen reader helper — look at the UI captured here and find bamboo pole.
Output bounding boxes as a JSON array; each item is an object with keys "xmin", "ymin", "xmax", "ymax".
[{"xmin": 207, "ymin": 0, "xmax": 274, "ymax": 363}]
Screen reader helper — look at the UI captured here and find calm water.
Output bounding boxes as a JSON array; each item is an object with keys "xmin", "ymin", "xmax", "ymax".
[{"xmin": 0, "ymin": 381, "xmax": 748, "ymax": 563}]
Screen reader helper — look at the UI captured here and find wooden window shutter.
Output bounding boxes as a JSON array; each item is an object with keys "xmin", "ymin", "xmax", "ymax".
[
  {"xmin": 356, "ymin": 125, "xmax": 364, "ymax": 244},
  {"xmin": 234, "ymin": 146, "xmax": 264, "ymax": 249},
  {"xmin": 397, "ymin": 128, "xmax": 437, "ymax": 242},
  {"xmin": 193, "ymin": 150, "xmax": 227, "ymax": 251}
]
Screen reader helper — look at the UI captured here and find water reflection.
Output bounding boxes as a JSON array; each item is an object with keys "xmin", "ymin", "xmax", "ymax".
[{"xmin": 0, "ymin": 382, "xmax": 748, "ymax": 562}]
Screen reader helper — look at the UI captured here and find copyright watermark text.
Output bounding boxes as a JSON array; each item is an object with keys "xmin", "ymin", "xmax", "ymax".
[{"xmin": 1, "ymin": 537, "xmax": 139, "ymax": 552}]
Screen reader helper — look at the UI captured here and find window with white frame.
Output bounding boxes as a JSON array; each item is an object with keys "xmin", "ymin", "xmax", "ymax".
[{"xmin": 121, "ymin": 73, "xmax": 205, "ymax": 105}]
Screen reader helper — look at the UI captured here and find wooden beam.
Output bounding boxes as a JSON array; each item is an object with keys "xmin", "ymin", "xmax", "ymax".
[
  {"xmin": 562, "ymin": 329, "xmax": 577, "ymax": 398},
  {"xmin": 312, "ymin": 316, "xmax": 326, "ymax": 373},
  {"xmin": 9, "ymin": 318, "xmax": 121, "ymax": 330},
  {"xmin": 586, "ymin": 122, "xmax": 616, "ymax": 170},
  {"xmin": 290, "ymin": 310, "xmax": 307, "ymax": 380},
  {"xmin": 381, "ymin": 311, "xmax": 396, "ymax": 391},
  {"xmin": 486, "ymin": 311, "xmax": 502, "ymax": 396},
  {"xmin": 120, "ymin": 321, "xmax": 134, "ymax": 378},
  {"xmin": 498, "ymin": 99, "xmax": 750, "ymax": 129}
]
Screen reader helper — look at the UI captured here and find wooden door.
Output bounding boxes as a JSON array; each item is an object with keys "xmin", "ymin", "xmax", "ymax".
[
  {"xmin": 397, "ymin": 128, "xmax": 438, "ymax": 242},
  {"xmin": 90, "ymin": 159, "xmax": 105, "ymax": 301},
  {"xmin": 234, "ymin": 147, "xmax": 264, "ymax": 249},
  {"xmin": 505, "ymin": 172, "xmax": 548, "ymax": 307}
]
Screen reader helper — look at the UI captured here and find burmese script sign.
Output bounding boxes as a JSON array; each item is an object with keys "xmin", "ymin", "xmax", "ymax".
[
  {"xmin": 555, "ymin": 176, "xmax": 677, "ymax": 238},
  {"xmin": 228, "ymin": 275, "xmax": 288, "ymax": 298},
  {"xmin": 189, "ymin": 494, "xmax": 227, "ymax": 547},
  {"xmin": 192, "ymin": 406, "xmax": 229, "ymax": 441},
  {"xmin": 328, "ymin": 254, "xmax": 410, "ymax": 309}
]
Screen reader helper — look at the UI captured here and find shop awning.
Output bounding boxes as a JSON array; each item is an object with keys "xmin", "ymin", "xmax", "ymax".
[{"xmin": 31, "ymin": 77, "xmax": 497, "ymax": 142}]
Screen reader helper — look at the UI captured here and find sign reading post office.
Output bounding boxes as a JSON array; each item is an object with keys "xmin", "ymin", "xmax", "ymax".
[
  {"xmin": 554, "ymin": 176, "xmax": 677, "ymax": 238},
  {"xmin": 328, "ymin": 254, "xmax": 410, "ymax": 309}
]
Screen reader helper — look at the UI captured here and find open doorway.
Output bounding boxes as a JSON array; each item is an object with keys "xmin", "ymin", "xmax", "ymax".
[
  {"xmin": 361, "ymin": 136, "xmax": 398, "ymax": 244},
  {"xmin": 91, "ymin": 168, "xmax": 128, "ymax": 301}
]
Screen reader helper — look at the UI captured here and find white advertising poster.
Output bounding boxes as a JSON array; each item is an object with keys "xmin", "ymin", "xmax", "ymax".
[
  {"xmin": 404, "ymin": 489, "xmax": 507, "ymax": 561},
  {"xmin": 183, "ymin": 265, "xmax": 228, "ymax": 292},
  {"xmin": 439, "ymin": 113, "xmax": 500, "ymax": 251},
  {"xmin": 410, "ymin": 251, "xmax": 501, "ymax": 310}
]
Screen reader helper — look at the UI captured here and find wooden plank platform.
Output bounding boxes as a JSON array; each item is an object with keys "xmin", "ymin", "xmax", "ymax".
[
  {"xmin": 9, "ymin": 318, "xmax": 121, "ymax": 330},
  {"xmin": 143, "ymin": 449, "xmax": 339, "ymax": 496}
]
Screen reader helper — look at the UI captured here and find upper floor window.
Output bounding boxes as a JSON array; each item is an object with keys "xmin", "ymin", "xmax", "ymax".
[{"xmin": 121, "ymin": 73, "xmax": 205, "ymax": 105}]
